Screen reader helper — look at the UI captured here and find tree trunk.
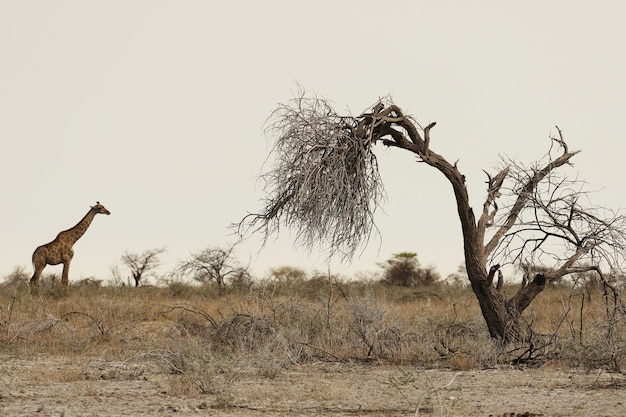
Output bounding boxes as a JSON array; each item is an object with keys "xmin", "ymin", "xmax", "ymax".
[
  {"xmin": 462, "ymin": 224, "xmax": 525, "ymax": 343},
  {"xmin": 465, "ymin": 270, "xmax": 548, "ymax": 343},
  {"xmin": 472, "ymin": 282, "xmax": 514, "ymax": 340},
  {"xmin": 420, "ymin": 140, "xmax": 531, "ymax": 343},
  {"xmin": 453, "ymin": 174, "xmax": 539, "ymax": 343},
  {"xmin": 409, "ymin": 127, "xmax": 564, "ymax": 343}
]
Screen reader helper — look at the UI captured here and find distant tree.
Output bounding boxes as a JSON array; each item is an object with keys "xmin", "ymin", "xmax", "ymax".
[
  {"xmin": 238, "ymin": 88, "xmax": 626, "ymax": 343},
  {"xmin": 109, "ymin": 264, "xmax": 126, "ymax": 286},
  {"xmin": 445, "ymin": 264, "xmax": 469, "ymax": 287},
  {"xmin": 268, "ymin": 266, "xmax": 308, "ymax": 285},
  {"xmin": 3, "ymin": 265, "xmax": 28, "ymax": 282},
  {"xmin": 41, "ymin": 273, "xmax": 59, "ymax": 288},
  {"xmin": 4, "ymin": 267, "xmax": 59, "ymax": 290},
  {"xmin": 175, "ymin": 243, "xmax": 250, "ymax": 294},
  {"xmin": 380, "ymin": 252, "xmax": 440, "ymax": 287},
  {"xmin": 120, "ymin": 247, "xmax": 166, "ymax": 287},
  {"xmin": 73, "ymin": 277, "xmax": 103, "ymax": 288},
  {"xmin": 2, "ymin": 265, "xmax": 29, "ymax": 290}
]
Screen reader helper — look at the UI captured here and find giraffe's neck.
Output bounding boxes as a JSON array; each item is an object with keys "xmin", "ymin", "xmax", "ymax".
[{"xmin": 62, "ymin": 208, "xmax": 98, "ymax": 245}]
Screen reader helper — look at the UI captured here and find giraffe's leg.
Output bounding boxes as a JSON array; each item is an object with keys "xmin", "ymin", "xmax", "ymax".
[
  {"xmin": 61, "ymin": 261, "xmax": 70, "ymax": 289},
  {"xmin": 30, "ymin": 267, "xmax": 41, "ymax": 287},
  {"xmin": 30, "ymin": 267, "xmax": 43, "ymax": 295},
  {"xmin": 30, "ymin": 248, "xmax": 45, "ymax": 295}
]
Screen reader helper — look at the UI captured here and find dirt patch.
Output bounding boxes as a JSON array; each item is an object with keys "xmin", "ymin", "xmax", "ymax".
[{"xmin": 1, "ymin": 357, "xmax": 625, "ymax": 416}]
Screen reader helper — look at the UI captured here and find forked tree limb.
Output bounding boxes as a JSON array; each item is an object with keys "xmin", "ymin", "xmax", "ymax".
[{"xmin": 483, "ymin": 138, "xmax": 581, "ymax": 258}]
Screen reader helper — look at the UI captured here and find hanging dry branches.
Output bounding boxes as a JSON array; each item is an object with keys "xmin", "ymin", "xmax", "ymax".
[{"xmin": 238, "ymin": 90, "xmax": 387, "ymax": 260}]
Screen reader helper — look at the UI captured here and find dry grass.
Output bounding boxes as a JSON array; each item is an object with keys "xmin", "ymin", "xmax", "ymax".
[{"xmin": 0, "ymin": 278, "xmax": 624, "ymax": 395}]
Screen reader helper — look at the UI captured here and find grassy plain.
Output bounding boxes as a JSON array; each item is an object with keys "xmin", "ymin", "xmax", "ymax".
[{"xmin": 0, "ymin": 277, "xmax": 625, "ymax": 416}]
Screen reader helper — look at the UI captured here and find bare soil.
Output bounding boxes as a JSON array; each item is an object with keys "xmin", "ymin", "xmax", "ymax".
[{"xmin": 1, "ymin": 357, "xmax": 625, "ymax": 417}]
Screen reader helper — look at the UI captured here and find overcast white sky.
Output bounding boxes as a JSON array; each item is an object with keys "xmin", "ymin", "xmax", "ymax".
[{"xmin": 1, "ymin": 1, "xmax": 625, "ymax": 284}]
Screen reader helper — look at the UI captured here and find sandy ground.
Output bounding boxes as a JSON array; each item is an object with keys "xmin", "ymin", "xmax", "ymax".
[{"xmin": 1, "ymin": 357, "xmax": 625, "ymax": 417}]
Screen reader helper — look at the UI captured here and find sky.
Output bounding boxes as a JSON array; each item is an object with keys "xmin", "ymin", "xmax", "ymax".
[{"xmin": 1, "ymin": 1, "xmax": 625, "ymax": 284}]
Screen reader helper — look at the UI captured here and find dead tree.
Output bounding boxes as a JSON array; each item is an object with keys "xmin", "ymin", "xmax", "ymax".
[
  {"xmin": 120, "ymin": 247, "xmax": 165, "ymax": 287},
  {"xmin": 175, "ymin": 243, "xmax": 250, "ymax": 294},
  {"xmin": 238, "ymin": 89, "xmax": 626, "ymax": 343}
]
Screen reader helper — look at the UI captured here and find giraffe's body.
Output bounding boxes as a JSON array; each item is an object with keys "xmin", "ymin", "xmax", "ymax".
[{"xmin": 30, "ymin": 202, "xmax": 110, "ymax": 293}]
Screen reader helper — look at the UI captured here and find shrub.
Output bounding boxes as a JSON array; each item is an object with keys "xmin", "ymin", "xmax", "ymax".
[{"xmin": 380, "ymin": 253, "xmax": 440, "ymax": 287}]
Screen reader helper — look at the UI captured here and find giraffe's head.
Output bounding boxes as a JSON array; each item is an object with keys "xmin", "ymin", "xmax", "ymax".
[{"xmin": 91, "ymin": 201, "xmax": 111, "ymax": 215}]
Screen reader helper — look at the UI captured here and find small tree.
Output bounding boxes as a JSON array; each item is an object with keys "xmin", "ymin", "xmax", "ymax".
[
  {"xmin": 380, "ymin": 252, "xmax": 439, "ymax": 287},
  {"xmin": 2, "ymin": 266, "xmax": 29, "ymax": 291},
  {"xmin": 120, "ymin": 247, "xmax": 165, "ymax": 287},
  {"xmin": 238, "ymin": 88, "xmax": 626, "ymax": 344},
  {"xmin": 445, "ymin": 264, "xmax": 469, "ymax": 287},
  {"xmin": 176, "ymin": 243, "xmax": 250, "ymax": 294},
  {"xmin": 268, "ymin": 266, "xmax": 308, "ymax": 285}
]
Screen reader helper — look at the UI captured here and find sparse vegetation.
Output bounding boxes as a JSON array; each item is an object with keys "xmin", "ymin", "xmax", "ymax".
[
  {"xmin": 1, "ymin": 271, "xmax": 625, "ymax": 383},
  {"xmin": 1, "ymin": 268, "xmax": 626, "ymax": 415},
  {"xmin": 379, "ymin": 252, "xmax": 441, "ymax": 287}
]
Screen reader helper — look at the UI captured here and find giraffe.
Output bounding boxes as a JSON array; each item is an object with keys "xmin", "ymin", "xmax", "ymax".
[{"xmin": 30, "ymin": 202, "xmax": 111, "ymax": 294}]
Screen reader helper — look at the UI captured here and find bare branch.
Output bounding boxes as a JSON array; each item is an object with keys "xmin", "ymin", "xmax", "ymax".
[
  {"xmin": 120, "ymin": 247, "xmax": 166, "ymax": 287},
  {"xmin": 484, "ymin": 135, "xmax": 581, "ymax": 258},
  {"xmin": 479, "ymin": 166, "xmax": 510, "ymax": 231},
  {"xmin": 496, "ymin": 270, "xmax": 504, "ymax": 291},
  {"xmin": 550, "ymin": 125, "xmax": 568, "ymax": 154},
  {"xmin": 487, "ymin": 264, "xmax": 500, "ymax": 286},
  {"xmin": 484, "ymin": 132, "xmax": 626, "ymax": 294},
  {"xmin": 423, "ymin": 121, "xmax": 436, "ymax": 159}
]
